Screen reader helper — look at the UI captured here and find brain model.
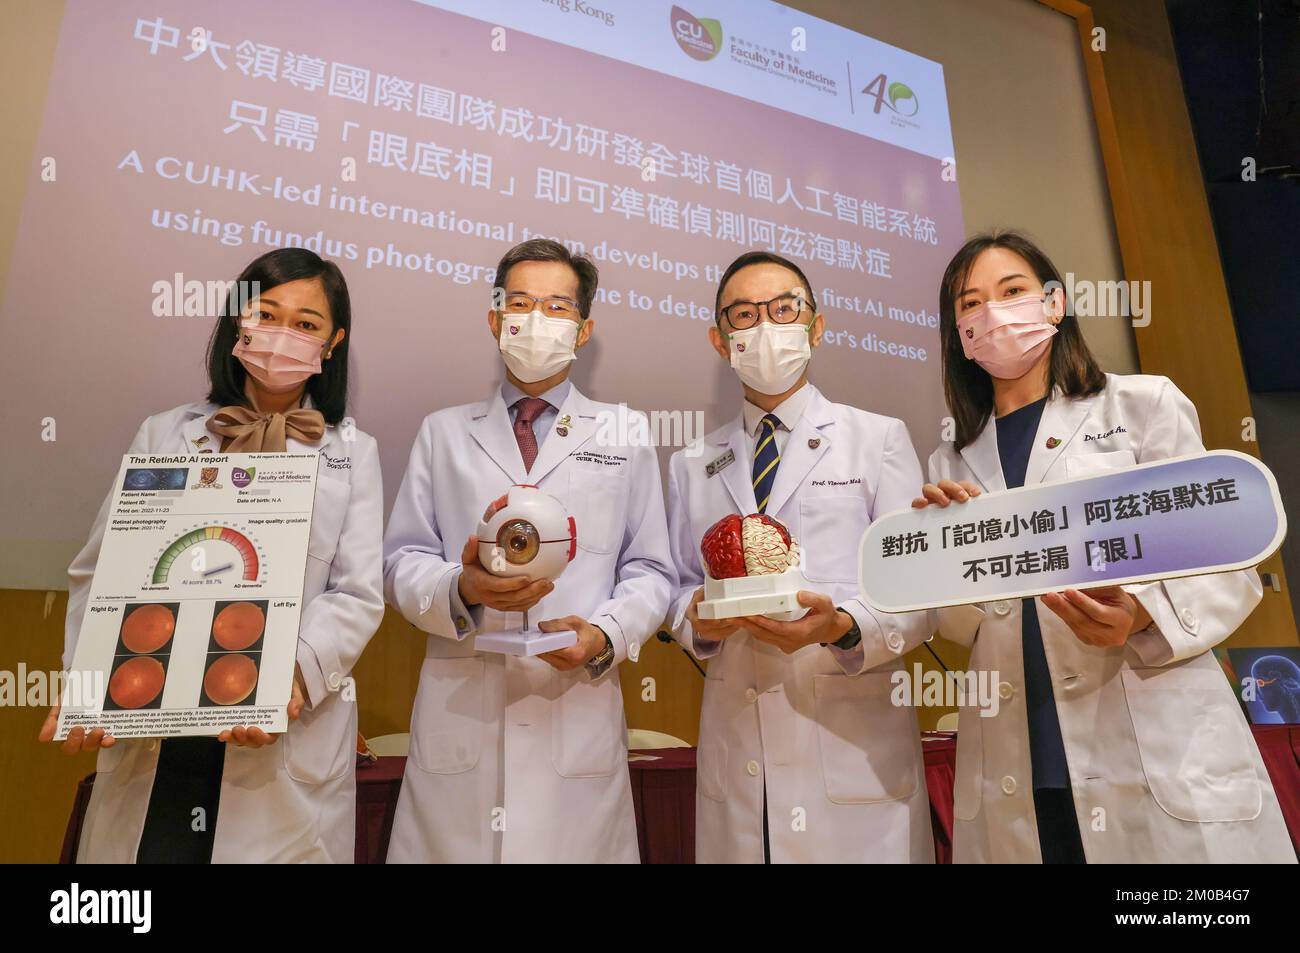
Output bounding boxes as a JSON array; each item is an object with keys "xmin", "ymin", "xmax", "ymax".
[{"xmin": 700, "ymin": 514, "xmax": 801, "ymax": 579}]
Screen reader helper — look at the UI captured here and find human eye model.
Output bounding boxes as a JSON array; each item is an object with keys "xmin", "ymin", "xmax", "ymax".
[
  {"xmin": 471, "ymin": 484, "xmax": 580, "ymax": 657},
  {"xmin": 476, "ymin": 485, "xmax": 576, "ymax": 583}
]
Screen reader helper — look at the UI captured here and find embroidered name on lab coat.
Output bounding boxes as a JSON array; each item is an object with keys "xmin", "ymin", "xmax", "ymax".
[
  {"xmin": 1084, "ymin": 425, "xmax": 1128, "ymax": 442},
  {"xmin": 320, "ymin": 452, "xmax": 352, "ymax": 470},
  {"xmin": 571, "ymin": 450, "xmax": 627, "ymax": 467},
  {"xmin": 810, "ymin": 478, "xmax": 862, "ymax": 487}
]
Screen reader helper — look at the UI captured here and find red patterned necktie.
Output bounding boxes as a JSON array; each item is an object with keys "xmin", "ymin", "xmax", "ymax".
[{"xmin": 512, "ymin": 397, "xmax": 550, "ymax": 472}]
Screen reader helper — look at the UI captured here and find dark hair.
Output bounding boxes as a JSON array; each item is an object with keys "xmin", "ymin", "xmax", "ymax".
[
  {"xmin": 206, "ymin": 248, "xmax": 351, "ymax": 424},
  {"xmin": 939, "ymin": 230, "xmax": 1105, "ymax": 450},
  {"xmin": 714, "ymin": 251, "xmax": 818, "ymax": 326},
  {"xmin": 492, "ymin": 238, "xmax": 599, "ymax": 320}
]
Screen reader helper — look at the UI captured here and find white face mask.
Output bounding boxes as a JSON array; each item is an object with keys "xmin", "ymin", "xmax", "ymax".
[
  {"xmin": 727, "ymin": 321, "xmax": 812, "ymax": 395},
  {"xmin": 498, "ymin": 309, "xmax": 580, "ymax": 383}
]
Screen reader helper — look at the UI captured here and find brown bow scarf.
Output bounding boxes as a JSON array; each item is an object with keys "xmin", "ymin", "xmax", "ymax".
[{"xmin": 206, "ymin": 405, "xmax": 325, "ymax": 452}]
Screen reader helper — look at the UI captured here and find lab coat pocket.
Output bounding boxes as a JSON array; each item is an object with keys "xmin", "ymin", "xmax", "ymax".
[
  {"xmin": 813, "ymin": 671, "xmax": 918, "ymax": 804},
  {"xmin": 1064, "ymin": 448, "xmax": 1137, "ymax": 479},
  {"xmin": 411, "ymin": 657, "xmax": 484, "ymax": 774},
  {"xmin": 799, "ymin": 495, "xmax": 868, "ymax": 584},
  {"xmin": 696, "ymin": 676, "xmax": 728, "ymax": 802},
  {"xmin": 1121, "ymin": 666, "xmax": 1261, "ymax": 822},
  {"xmin": 568, "ymin": 467, "xmax": 627, "ymax": 555},
  {"xmin": 551, "ymin": 671, "xmax": 625, "ymax": 779},
  {"xmin": 307, "ymin": 475, "xmax": 351, "ymax": 567},
  {"xmin": 283, "ymin": 695, "xmax": 353, "ymax": 785}
]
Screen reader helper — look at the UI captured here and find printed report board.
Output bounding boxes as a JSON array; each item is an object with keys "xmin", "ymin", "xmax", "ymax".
[{"xmin": 56, "ymin": 452, "xmax": 318, "ymax": 739}]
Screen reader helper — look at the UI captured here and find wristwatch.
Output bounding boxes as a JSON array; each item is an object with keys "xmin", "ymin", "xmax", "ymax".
[
  {"xmin": 586, "ymin": 627, "xmax": 615, "ymax": 677},
  {"xmin": 823, "ymin": 608, "xmax": 862, "ymax": 651}
]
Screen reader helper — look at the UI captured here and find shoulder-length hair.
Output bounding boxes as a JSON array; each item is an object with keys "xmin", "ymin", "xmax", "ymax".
[
  {"xmin": 205, "ymin": 248, "xmax": 351, "ymax": 424},
  {"xmin": 938, "ymin": 230, "xmax": 1105, "ymax": 450}
]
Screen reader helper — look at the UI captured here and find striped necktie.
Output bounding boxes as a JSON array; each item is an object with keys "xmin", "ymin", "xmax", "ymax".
[{"xmin": 752, "ymin": 413, "xmax": 782, "ymax": 513}]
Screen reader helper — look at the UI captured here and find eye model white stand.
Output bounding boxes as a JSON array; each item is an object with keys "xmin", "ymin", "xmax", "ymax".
[
  {"xmin": 696, "ymin": 566, "xmax": 810, "ymax": 622},
  {"xmin": 469, "ymin": 485, "xmax": 580, "ymax": 658},
  {"xmin": 472, "ymin": 609, "xmax": 578, "ymax": 657}
]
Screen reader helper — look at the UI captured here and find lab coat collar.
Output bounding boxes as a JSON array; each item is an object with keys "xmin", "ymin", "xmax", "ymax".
[
  {"xmin": 714, "ymin": 416, "xmax": 757, "ymax": 515},
  {"xmin": 1025, "ymin": 387, "xmax": 1098, "ymax": 486},
  {"xmin": 712, "ymin": 384, "xmax": 833, "ymax": 517},
  {"xmin": 469, "ymin": 383, "xmax": 599, "ymax": 487},
  {"xmin": 959, "ymin": 386, "xmax": 1098, "ymax": 490},
  {"xmin": 762, "ymin": 384, "xmax": 833, "ymax": 518},
  {"xmin": 526, "ymin": 384, "xmax": 599, "ymax": 485},
  {"xmin": 181, "ymin": 403, "xmax": 221, "ymax": 454},
  {"xmin": 468, "ymin": 391, "xmax": 527, "ymax": 485}
]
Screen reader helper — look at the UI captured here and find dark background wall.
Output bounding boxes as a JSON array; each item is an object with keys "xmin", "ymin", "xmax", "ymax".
[{"xmin": 1167, "ymin": 0, "xmax": 1300, "ymax": 632}]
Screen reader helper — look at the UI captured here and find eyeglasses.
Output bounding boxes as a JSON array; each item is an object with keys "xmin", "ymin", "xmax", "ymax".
[
  {"xmin": 498, "ymin": 292, "xmax": 582, "ymax": 320},
  {"xmin": 719, "ymin": 293, "xmax": 813, "ymax": 331}
]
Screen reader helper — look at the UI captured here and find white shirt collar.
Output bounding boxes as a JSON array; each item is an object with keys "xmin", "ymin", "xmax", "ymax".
[
  {"xmin": 742, "ymin": 382, "xmax": 814, "ymax": 436},
  {"xmin": 501, "ymin": 378, "xmax": 570, "ymax": 413}
]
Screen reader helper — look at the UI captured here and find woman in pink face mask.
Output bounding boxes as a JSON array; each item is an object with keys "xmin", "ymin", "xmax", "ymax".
[
  {"xmin": 908, "ymin": 231, "xmax": 1291, "ymax": 866},
  {"xmin": 43, "ymin": 248, "xmax": 385, "ymax": 864}
]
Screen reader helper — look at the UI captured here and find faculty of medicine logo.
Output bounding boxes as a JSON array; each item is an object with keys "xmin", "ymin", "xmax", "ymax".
[
  {"xmin": 232, "ymin": 466, "xmax": 256, "ymax": 488},
  {"xmin": 862, "ymin": 72, "xmax": 920, "ymax": 117},
  {"xmin": 672, "ymin": 5, "xmax": 723, "ymax": 61}
]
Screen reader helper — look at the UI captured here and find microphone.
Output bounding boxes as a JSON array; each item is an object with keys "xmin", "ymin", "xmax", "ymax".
[{"xmin": 657, "ymin": 630, "xmax": 706, "ymax": 678}]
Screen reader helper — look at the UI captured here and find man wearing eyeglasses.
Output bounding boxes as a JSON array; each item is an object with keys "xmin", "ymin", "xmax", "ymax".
[
  {"xmin": 666, "ymin": 250, "xmax": 935, "ymax": 863},
  {"xmin": 383, "ymin": 238, "xmax": 674, "ymax": 863}
]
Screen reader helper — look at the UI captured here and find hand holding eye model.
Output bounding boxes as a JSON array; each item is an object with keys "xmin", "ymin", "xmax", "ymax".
[{"xmin": 462, "ymin": 485, "xmax": 580, "ymax": 656}]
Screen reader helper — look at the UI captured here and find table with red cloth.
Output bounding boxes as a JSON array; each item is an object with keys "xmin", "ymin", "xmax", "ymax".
[{"xmin": 61, "ymin": 727, "xmax": 1300, "ymax": 863}]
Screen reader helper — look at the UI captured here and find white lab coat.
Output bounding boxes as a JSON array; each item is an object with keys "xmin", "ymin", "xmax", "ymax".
[
  {"xmin": 930, "ymin": 373, "xmax": 1295, "ymax": 863},
  {"xmin": 382, "ymin": 385, "xmax": 674, "ymax": 864},
  {"xmin": 667, "ymin": 385, "xmax": 935, "ymax": 863},
  {"xmin": 65, "ymin": 400, "xmax": 385, "ymax": 863}
]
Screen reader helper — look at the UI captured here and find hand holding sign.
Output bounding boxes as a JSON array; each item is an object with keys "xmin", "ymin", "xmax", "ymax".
[
  {"xmin": 866, "ymin": 451, "xmax": 1286, "ymax": 620},
  {"xmin": 1039, "ymin": 587, "xmax": 1152, "ymax": 647},
  {"xmin": 910, "ymin": 475, "xmax": 1156, "ymax": 646},
  {"xmin": 912, "ymin": 479, "xmax": 983, "ymax": 508}
]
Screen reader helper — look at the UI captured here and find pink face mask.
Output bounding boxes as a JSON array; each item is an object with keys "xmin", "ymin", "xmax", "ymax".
[
  {"xmin": 233, "ymin": 321, "xmax": 326, "ymax": 393},
  {"xmin": 956, "ymin": 292, "xmax": 1061, "ymax": 380}
]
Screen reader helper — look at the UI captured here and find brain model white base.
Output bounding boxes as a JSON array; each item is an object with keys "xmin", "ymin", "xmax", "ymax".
[{"xmin": 696, "ymin": 514, "xmax": 810, "ymax": 622}]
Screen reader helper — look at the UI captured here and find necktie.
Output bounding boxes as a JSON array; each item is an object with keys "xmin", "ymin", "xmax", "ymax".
[
  {"xmin": 512, "ymin": 397, "xmax": 550, "ymax": 472},
  {"xmin": 752, "ymin": 413, "xmax": 782, "ymax": 513}
]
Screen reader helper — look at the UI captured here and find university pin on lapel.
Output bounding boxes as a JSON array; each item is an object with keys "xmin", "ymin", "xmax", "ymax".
[
  {"xmin": 1045, "ymin": 437, "xmax": 1061, "ymax": 449},
  {"xmin": 808, "ymin": 438, "xmax": 821, "ymax": 449},
  {"xmin": 556, "ymin": 414, "xmax": 571, "ymax": 437},
  {"xmin": 706, "ymin": 448, "xmax": 735, "ymax": 478}
]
